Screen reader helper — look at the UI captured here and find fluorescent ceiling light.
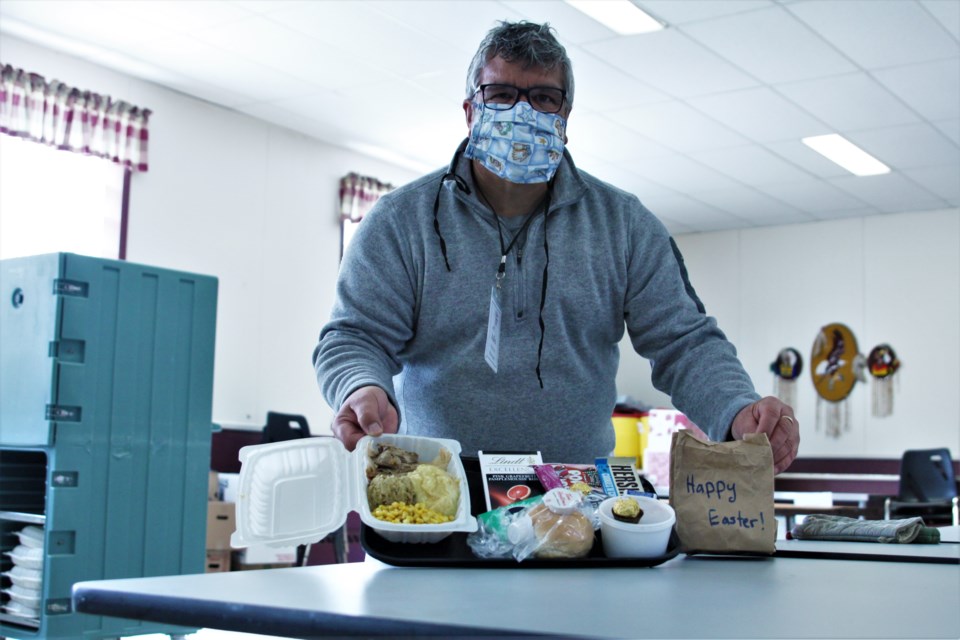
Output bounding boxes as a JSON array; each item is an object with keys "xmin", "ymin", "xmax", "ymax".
[
  {"xmin": 802, "ymin": 134, "xmax": 890, "ymax": 177},
  {"xmin": 564, "ymin": 0, "xmax": 665, "ymax": 35}
]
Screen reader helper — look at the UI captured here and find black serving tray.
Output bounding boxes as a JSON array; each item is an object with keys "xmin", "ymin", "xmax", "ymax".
[{"xmin": 360, "ymin": 456, "xmax": 681, "ymax": 568}]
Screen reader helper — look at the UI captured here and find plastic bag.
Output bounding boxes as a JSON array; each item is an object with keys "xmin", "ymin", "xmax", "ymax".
[{"xmin": 467, "ymin": 488, "xmax": 597, "ymax": 562}]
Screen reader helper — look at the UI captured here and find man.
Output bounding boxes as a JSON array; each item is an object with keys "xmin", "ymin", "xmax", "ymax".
[{"xmin": 313, "ymin": 21, "xmax": 799, "ymax": 473}]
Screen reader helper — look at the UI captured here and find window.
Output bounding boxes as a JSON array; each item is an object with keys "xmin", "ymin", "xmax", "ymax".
[
  {"xmin": 0, "ymin": 134, "xmax": 128, "ymax": 261},
  {"xmin": 340, "ymin": 218, "xmax": 361, "ymax": 261}
]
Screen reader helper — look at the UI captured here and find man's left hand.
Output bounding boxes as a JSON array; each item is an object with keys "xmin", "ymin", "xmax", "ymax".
[{"xmin": 731, "ymin": 397, "xmax": 800, "ymax": 475}]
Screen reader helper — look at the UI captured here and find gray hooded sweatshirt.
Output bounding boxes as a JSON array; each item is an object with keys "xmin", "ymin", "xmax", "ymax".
[{"xmin": 314, "ymin": 141, "xmax": 759, "ymax": 463}]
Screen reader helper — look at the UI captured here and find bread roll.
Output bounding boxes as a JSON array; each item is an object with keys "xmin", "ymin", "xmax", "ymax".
[{"xmin": 527, "ymin": 502, "xmax": 594, "ymax": 559}]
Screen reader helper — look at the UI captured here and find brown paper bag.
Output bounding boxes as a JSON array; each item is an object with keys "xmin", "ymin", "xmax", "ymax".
[{"xmin": 669, "ymin": 430, "xmax": 776, "ymax": 555}]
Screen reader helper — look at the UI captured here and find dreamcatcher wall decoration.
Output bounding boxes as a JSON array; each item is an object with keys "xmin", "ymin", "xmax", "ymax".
[
  {"xmin": 770, "ymin": 347, "xmax": 803, "ymax": 408},
  {"xmin": 810, "ymin": 322, "xmax": 866, "ymax": 438},
  {"xmin": 868, "ymin": 344, "xmax": 901, "ymax": 418}
]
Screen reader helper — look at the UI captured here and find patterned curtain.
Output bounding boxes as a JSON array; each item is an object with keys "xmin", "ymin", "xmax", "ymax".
[
  {"xmin": 339, "ymin": 172, "xmax": 394, "ymax": 222},
  {"xmin": 0, "ymin": 63, "xmax": 151, "ymax": 172}
]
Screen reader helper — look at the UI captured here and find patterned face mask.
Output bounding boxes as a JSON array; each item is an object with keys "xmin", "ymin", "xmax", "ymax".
[{"xmin": 463, "ymin": 101, "xmax": 566, "ymax": 184}]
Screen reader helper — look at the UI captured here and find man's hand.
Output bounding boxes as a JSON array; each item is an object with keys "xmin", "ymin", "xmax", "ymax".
[
  {"xmin": 731, "ymin": 396, "xmax": 799, "ymax": 475},
  {"xmin": 332, "ymin": 386, "xmax": 399, "ymax": 451}
]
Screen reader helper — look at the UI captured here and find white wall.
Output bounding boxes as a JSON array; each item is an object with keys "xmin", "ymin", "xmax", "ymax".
[
  {"xmin": 1, "ymin": 36, "xmax": 419, "ymax": 434},
  {"xmin": 616, "ymin": 209, "xmax": 960, "ymax": 459}
]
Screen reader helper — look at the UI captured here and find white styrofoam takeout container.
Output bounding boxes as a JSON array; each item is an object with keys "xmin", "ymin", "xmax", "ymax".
[
  {"xmin": 5, "ymin": 545, "xmax": 43, "ymax": 570},
  {"xmin": 2, "ymin": 565, "xmax": 43, "ymax": 590},
  {"xmin": 231, "ymin": 434, "xmax": 477, "ymax": 549}
]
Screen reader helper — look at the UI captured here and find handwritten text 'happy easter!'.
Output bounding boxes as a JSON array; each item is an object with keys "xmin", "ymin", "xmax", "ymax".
[{"xmin": 685, "ymin": 474, "xmax": 766, "ymax": 530}]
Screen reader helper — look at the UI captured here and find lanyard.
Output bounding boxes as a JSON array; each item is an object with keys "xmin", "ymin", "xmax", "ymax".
[{"xmin": 485, "ymin": 188, "xmax": 552, "ymax": 290}]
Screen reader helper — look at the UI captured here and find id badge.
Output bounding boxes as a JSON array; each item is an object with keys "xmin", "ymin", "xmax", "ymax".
[{"xmin": 484, "ymin": 285, "xmax": 502, "ymax": 373}]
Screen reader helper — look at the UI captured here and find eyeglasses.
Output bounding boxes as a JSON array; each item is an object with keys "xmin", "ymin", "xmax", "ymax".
[{"xmin": 476, "ymin": 84, "xmax": 567, "ymax": 114}]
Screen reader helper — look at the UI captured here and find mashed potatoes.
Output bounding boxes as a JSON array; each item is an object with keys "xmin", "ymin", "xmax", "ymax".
[{"xmin": 408, "ymin": 464, "xmax": 460, "ymax": 517}]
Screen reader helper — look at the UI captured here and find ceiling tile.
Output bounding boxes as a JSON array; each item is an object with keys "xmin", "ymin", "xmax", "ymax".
[
  {"xmin": 682, "ymin": 6, "xmax": 857, "ymax": 84},
  {"xmin": 687, "ymin": 86, "xmax": 831, "ymax": 142},
  {"xmin": 604, "ymin": 100, "xmax": 748, "ymax": 153},
  {"xmin": 933, "ymin": 119, "xmax": 960, "ymax": 146},
  {"xmin": 755, "ymin": 177, "xmax": 871, "ymax": 213},
  {"xmin": 228, "ymin": 1, "xmax": 306, "ymax": 15},
  {"xmin": 847, "ymin": 123, "xmax": 960, "ymax": 170},
  {"xmin": 776, "ymin": 72, "xmax": 922, "ymax": 132},
  {"xmin": 499, "ymin": 0, "xmax": 618, "ymax": 44},
  {"xmin": 787, "ymin": 0, "xmax": 959, "ymax": 69},
  {"xmin": 690, "ymin": 186, "xmax": 812, "ymax": 224},
  {"xmin": 566, "ymin": 45, "xmax": 669, "ymax": 112},
  {"xmin": 639, "ymin": 0, "xmax": 777, "ymax": 25},
  {"xmin": 872, "ymin": 59, "xmax": 960, "ymax": 123},
  {"xmin": 568, "ymin": 112, "xmax": 673, "ymax": 163},
  {"xmin": 620, "ymin": 150, "xmax": 746, "ymax": 193},
  {"xmin": 582, "ymin": 29, "xmax": 759, "ymax": 98},
  {"xmin": 920, "ymin": 0, "xmax": 960, "ymax": 40},
  {"xmin": 829, "ymin": 172, "xmax": 947, "ymax": 213},
  {"xmin": 192, "ymin": 16, "xmax": 390, "ymax": 90},
  {"xmin": 264, "ymin": 1, "xmax": 464, "ymax": 77},
  {"xmin": 690, "ymin": 145, "xmax": 812, "ymax": 185},
  {"xmin": 127, "ymin": 34, "xmax": 317, "ymax": 103},
  {"xmin": 408, "ymin": 58, "xmax": 482, "ymax": 104},
  {"xmin": 106, "ymin": 0, "xmax": 255, "ymax": 33},
  {"xmin": 902, "ymin": 164, "xmax": 960, "ymax": 201},
  {"xmin": 0, "ymin": 0, "xmax": 179, "ymax": 51},
  {"xmin": 577, "ymin": 161, "xmax": 679, "ymax": 201},
  {"xmin": 368, "ymin": 0, "xmax": 524, "ymax": 55},
  {"xmin": 636, "ymin": 193, "xmax": 751, "ymax": 231}
]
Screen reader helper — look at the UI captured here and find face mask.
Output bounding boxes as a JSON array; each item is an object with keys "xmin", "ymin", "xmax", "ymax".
[{"xmin": 463, "ymin": 101, "xmax": 566, "ymax": 184}]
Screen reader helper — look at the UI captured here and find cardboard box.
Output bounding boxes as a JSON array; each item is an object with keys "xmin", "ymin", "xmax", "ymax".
[
  {"xmin": 206, "ymin": 501, "xmax": 236, "ymax": 550},
  {"xmin": 208, "ymin": 471, "xmax": 220, "ymax": 501},
  {"xmin": 205, "ymin": 549, "xmax": 231, "ymax": 573},
  {"xmin": 236, "ymin": 543, "xmax": 297, "ymax": 567},
  {"xmin": 218, "ymin": 472, "xmax": 240, "ymax": 503}
]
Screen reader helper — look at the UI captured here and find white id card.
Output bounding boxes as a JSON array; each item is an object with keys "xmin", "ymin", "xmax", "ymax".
[{"xmin": 484, "ymin": 285, "xmax": 502, "ymax": 373}]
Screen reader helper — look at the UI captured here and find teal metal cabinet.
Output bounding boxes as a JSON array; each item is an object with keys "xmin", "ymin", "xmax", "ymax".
[{"xmin": 0, "ymin": 253, "xmax": 218, "ymax": 639}]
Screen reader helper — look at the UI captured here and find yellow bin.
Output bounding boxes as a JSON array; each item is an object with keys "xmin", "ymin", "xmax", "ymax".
[
  {"xmin": 612, "ymin": 415, "xmax": 640, "ymax": 458},
  {"xmin": 612, "ymin": 414, "xmax": 650, "ymax": 467}
]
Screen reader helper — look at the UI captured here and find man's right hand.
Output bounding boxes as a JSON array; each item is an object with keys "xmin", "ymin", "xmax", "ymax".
[{"xmin": 332, "ymin": 385, "xmax": 399, "ymax": 451}]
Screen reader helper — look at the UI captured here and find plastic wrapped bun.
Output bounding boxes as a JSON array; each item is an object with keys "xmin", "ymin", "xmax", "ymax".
[
  {"xmin": 468, "ymin": 488, "xmax": 596, "ymax": 562},
  {"xmin": 522, "ymin": 501, "xmax": 593, "ymax": 559}
]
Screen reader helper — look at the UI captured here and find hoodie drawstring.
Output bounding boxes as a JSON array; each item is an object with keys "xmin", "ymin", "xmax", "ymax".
[
  {"xmin": 433, "ymin": 172, "xmax": 469, "ymax": 271},
  {"xmin": 535, "ymin": 190, "xmax": 551, "ymax": 389}
]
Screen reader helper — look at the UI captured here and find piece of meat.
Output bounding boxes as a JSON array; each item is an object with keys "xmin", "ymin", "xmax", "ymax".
[{"xmin": 366, "ymin": 443, "xmax": 420, "ymax": 479}]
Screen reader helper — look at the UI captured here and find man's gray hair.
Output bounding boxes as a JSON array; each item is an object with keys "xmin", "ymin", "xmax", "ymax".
[{"xmin": 465, "ymin": 21, "xmax": 575, "ymax": 108}]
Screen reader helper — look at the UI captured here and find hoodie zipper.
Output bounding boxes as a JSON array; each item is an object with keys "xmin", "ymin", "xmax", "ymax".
[{"xmin": 515, "ymin": 246, "xmax": 526, "ymax": 320}]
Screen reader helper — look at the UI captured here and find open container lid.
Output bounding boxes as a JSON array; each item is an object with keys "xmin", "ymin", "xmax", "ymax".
[{"xmin": 231, "ymin": 434, "xmax": 477, "ymax": 549}]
